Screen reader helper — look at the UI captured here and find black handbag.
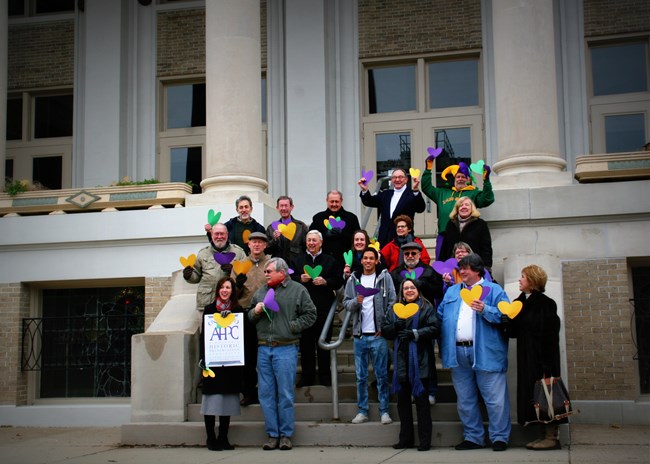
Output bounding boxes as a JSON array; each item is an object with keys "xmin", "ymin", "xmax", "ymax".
[{"xmin": 527, "ymin": 376, "xmax": 579, "ymax": 425}]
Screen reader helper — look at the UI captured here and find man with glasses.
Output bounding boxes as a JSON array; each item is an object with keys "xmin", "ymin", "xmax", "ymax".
[
  {"xmin": 358, "ymin": 167, "xmax": 425, "ymax": 246},
  {"xmin": 249, "ymin": 257, "xmax": 316, "ymax": 451},
  {"xmin": 183, "ymin": 223, "xmax": 246, "ymax": 311}
]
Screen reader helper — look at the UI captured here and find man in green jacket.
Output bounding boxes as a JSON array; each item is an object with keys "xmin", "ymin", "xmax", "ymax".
[
  {"xmin": 421, "ymin": 158, "xmax": 494, "ymax": 259},
  {"xmin": 248, "ymin": 257, "xmax": 316, "ymax": 451}
]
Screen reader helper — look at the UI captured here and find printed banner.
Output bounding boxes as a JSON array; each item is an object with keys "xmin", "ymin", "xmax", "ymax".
[{"xmin": 204, "ymin": 313, "xmax": 245, "ymax": 367}]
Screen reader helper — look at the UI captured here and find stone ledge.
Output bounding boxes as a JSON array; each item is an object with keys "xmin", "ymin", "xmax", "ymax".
[
  {"xmin": 0, "ymin": 182, "xmax": 192, "ymax": 216},
  {"xmin": 575, "ymin": 151, "xmax": 650, "ymax": 183}
]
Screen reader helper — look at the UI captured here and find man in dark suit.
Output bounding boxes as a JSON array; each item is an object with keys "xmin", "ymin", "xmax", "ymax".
[
  {"xmin": 309, "ymin": 190, "xmax": 361, "ymax": 274},
  {"xmin": 359, "ymin": 167, "xmax": 425, "ymax": 246}
]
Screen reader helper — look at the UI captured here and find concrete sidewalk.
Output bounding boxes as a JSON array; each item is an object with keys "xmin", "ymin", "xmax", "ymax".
[{"xmin": 0, "ymin": 424, "xmax": 647, "ymax": 464}]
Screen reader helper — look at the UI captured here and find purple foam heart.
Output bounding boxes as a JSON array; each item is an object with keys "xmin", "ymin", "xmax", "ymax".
[
  {"xmin": 214, "ymin": 252, "xmax": 236, "ymax": 265},
  {"xmin": 432, "ymin": 258, "xmax": 458, "ymax": 276},
  {"xmin": 426, "ymin": 147, "xmax": 443, "ymax": 161},
  {"xmin": 328, "ymin": 217, "xmax": 346, "ymax": 230},
  {"xmin": 480, "ymin": 286, "xmax": 491, "ymax": 301},
  {"xmin": 271, "ymin": 220, "xmax": 282, "ymax": 231},
  {"xmin": 263, "ymin": 288, "xmax": 280, "ymax": 312},
  {"xmin": 400, "ymin": 267, "xmax": 424, "ymax": 280},
  {"xmin": 355, "ymin": 284, "xmax": 380, "ymax": 297},
  {"xmin": 288, "ymin": 267, "xmax": 294, "ymax": 275},
  {"xmin": 361, "ymin": 169, "xmax": 374, "ymax": 185}
]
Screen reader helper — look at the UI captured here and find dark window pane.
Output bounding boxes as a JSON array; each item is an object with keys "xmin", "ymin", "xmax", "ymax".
[
  {"xmin": 375, "ymin": 132, "xmax": 411, "ymax": 189},
  {"xmin": 261, "ymin": 77, "xmax": 267, "ymax": 123},
  {"xmin": 171, "ymin": 147, "xmax": 202, "ymax": 193},
  {"xmin": 592, "ymin": 43, "xmax": 648, "ymax": 96},
  {"xmin": 33, "ymin": 156, "xmax": 62, "ymax": 190},
  {"xmin": 5, "ymin": 159, "xmax": 14, "ymax": 181},
  {"xmin": 8, "ymin": 0, "xmax": 25, "ymax": 16},
  {"xmin": 6, "ymin": 97, "xmax": 22, "ymax": 140},
  {"xmin": 428, "ymin": 59, "xmax": 479, "ymax": 108},
  {"xmin": 166, "ymin": 83, "xmax": 206, "ymax": 129},
  {"xmin": 433, "ymin": 127, "xmax": 472, "ymax": 187},
  {"xmin": 35, "ymin": 0, "xmax": 74, "ymax": 14},
  {"xmin": 39, "ymin": 287, "xmax": 144, "ymax": 398},
  {"xmin": 368, "ymin": 65, "xmax": 416, "ymax": 114},
  {"xmin": 605, "ymin": 113, "xmax": 646, "ymax": 153},
  {"xmin": 632, "ymin": 267, "xmax": 650, "ymax": 394},
  {"xmin": 34, "ymin": 95, "xmax": 73, "ymax": 138}
]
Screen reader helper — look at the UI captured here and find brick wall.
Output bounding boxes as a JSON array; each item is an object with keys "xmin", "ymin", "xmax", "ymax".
[
  {"xmin": 584, "ymin": 0, "xmax": 650, "ymax": 37},
  {"xmin": 145, "ymin": 277, "xmax": 172, "ymax": 330},
  {"xmin": 8, "ymin": 20, "xmax": 75, "ymax": 90},
  {"xmin": 157, "ymin": 1, "xmax": 267, "ymax": 78},
  {"xmin": 563, "ymin": 258, "xmax": 638, "ymax": 400},
  {"xmin": 0, "ymin": 283, "xmax": 30, "ymax": 405},
  {"xmin": 358, "ymin": 0, "xmax": 482, "ymax": 59}
]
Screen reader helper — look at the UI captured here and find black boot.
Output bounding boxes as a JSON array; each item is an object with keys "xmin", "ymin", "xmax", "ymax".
[
  {"xmin": 217, "ymin": 415, "xmax": 234, "ymax": 450},
  {"xmin": 204, "ymin": 415, "xmax": 221, "ymax": 451}
]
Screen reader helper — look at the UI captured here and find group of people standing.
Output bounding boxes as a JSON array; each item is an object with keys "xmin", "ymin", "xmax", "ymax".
[{"xmin": 182, "ymin": 154, "xmax": 567, "ymax": 452}]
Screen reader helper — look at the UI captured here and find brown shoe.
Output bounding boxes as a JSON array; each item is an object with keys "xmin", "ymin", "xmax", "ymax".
[
  {"xmin": 279, "ymin": 436, "xmax": 293, "ymax": 450},
  {"xmin": 525, "ymin": 438, "xmax": 543, "ymax": 449},
  {"xmin": 530, "ymin": 438, "xmax": 561, "ymax": 450},
  {"xmin": 262, "ymin": 437, "xmax": 279, "ymax": 450}
]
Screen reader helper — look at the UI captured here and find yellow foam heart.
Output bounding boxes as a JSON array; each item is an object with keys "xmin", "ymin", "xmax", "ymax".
[
  {"xmin": 409, "ymin": 167, "xmax": 421, "ymax": 178},
  {"xmin": 369, "ymin": 239, "xmax": 380, "ymax": 251},
  {"xmin": 393, "ymin": 302, "xmax": 419, "ymax": 319},
  {"xmin": 214, "ymin": 312, "xmax": 236, "ymax": 328},
  {"xmin": 202, "ymin": 367, "xmax": 215, "ymax": 378},
  {"xmin": 498, "ymin": 300, "xmax": 523, "ymax": 319},
  {"xmin": 242, "ymin": 230, "xmax": 251, "ymax": 243},
  {"xmin": 278, "ymin": 222, "xmax": 297, "ymax": 241},
  {"xmin": 460, "ymin": 286, "xmax": 483, "ymax": 306},
  {"xmin": 232, "ymin": 260, "xmax": 253, "ymax": 275},
  {"xmin": 179, "ymin": 254, "xmax": 196, "ymax": 268}
]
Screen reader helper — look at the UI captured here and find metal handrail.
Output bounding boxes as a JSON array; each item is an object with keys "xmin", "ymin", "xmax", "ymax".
[{"xmin": 318, "ymin": 297, "xmax": 353, "ymax": 420}]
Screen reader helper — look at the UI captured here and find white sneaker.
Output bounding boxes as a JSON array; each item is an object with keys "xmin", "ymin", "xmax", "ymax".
[
  {"xmin": 428, "ymin": 395, "xmax": 436, "ymax": 405},
  {"xmin": 351, "ymin": 413, "xmax": 369, "ymax": 424},
  {"xmin": 380, "ymin": 413, "xmax": 393, "ymax": 424}
]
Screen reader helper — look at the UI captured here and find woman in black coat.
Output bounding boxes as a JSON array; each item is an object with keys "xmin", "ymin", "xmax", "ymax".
[
  {"xmin": 503, "ymin": 265, "xmax": 565, "ymax": 450},
  {"xmin": 382, "ymin": 280, "xmax": 439, "ymax": 451},
  {"xmin": 200, "ymin": 277, "xmax": 244, "ymax": 451},
  {"xmin": 439, "ymin": 196, "xmax": 493, "ymax": 269}
]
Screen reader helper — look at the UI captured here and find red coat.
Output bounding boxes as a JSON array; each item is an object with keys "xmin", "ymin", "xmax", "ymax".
[{"xmin": 380, "ymin": 236, "xmax": 431, "ymax": 272}]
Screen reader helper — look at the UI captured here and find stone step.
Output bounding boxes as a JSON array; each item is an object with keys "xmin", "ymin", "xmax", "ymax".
[
  {"xmin": 122, "ymin": 420, "xmax": 542, "ymax": 448},
  {"xmin": 188, "ymin": 400, "xmax": 460, "ymax": 422}
]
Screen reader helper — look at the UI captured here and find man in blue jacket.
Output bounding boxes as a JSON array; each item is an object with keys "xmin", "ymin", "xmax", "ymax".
[{"xmin": 437, "ymin": 253, "xmax": 511, "ymax": 452}]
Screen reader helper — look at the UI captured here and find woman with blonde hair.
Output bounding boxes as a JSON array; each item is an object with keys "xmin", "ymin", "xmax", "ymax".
[
  {"xmin": 439, "ymin": 197, "xmax": 492, "ymax": 270},
  {"xmin": 503, "ymin": 265, "xmax": 565, "ymax": 450}
]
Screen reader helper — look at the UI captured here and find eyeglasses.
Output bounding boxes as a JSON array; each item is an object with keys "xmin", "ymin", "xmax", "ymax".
[
  {"xmin": 391, "ymin": 175, "xmax": 406, "ymax": 180},
  {"xmin": 403, "ymin": 286, "xmax": 417, "ymax": 291},
  {"xmin": 263, "ymin": 269, "xmax": 275, "ymax": 274},
  {"xmin": 396, "ymin": 224, "xmax": 408, "ymax": 229},
  {"xmin": 403, "ymin": 251, "xmax": 419, "ymax": 257}
]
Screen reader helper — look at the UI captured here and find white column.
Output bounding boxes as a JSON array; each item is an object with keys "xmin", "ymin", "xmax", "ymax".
[
  {"xmin": 489, "ymin": 0, "xmax": 570, "ymax": 186},
  {"xmin": 126, "ymin": 0, "xmax": 156, "ymax": 181},
  {"xmin": 201, "ymin": 0, "xmax": 267, "ymax": 197},
  {"xmin": 283, "ymin": 0, "xmax": 328, "ymax": 218},
  {"xmin": 0, "ymin": 0, "xmax": 7, "ymax": 184},
  {"xmin": 76, "ymin": 0, "xmax": 125, "ymax": 187}
]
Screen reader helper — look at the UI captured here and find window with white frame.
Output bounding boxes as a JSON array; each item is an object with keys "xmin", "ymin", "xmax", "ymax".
[
  {"xmin": 588, "ymin": 38, "xmax": 650, "ymax": 154},
  {"xmin": 361, "ymin": 54, "xmax": 484, "ymax": 237},
  {"xmin": 158, "ymin": 77, "xmax": 267, "ymax": 192},
  {"xmin": 5, "ymin": 91, "xmax": 73, "ymax": 189}
]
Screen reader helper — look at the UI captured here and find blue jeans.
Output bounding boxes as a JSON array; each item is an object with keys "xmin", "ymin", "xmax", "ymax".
[
  {"xmin": 451, "ymin": 345, "xmax": 511, "ymax": 445},
  {"xmin": 257, "ymin": 344, "xmax": 298, "ymax": 438},
  {"xmin": 353, "ymin": 335, "xmax": 390, "ymax": 416}
]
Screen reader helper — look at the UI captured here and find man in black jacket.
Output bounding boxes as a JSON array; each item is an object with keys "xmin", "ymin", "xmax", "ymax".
[{"xmin": 291, "ymin": 230, "xmax": 343, "ymax": 386}]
